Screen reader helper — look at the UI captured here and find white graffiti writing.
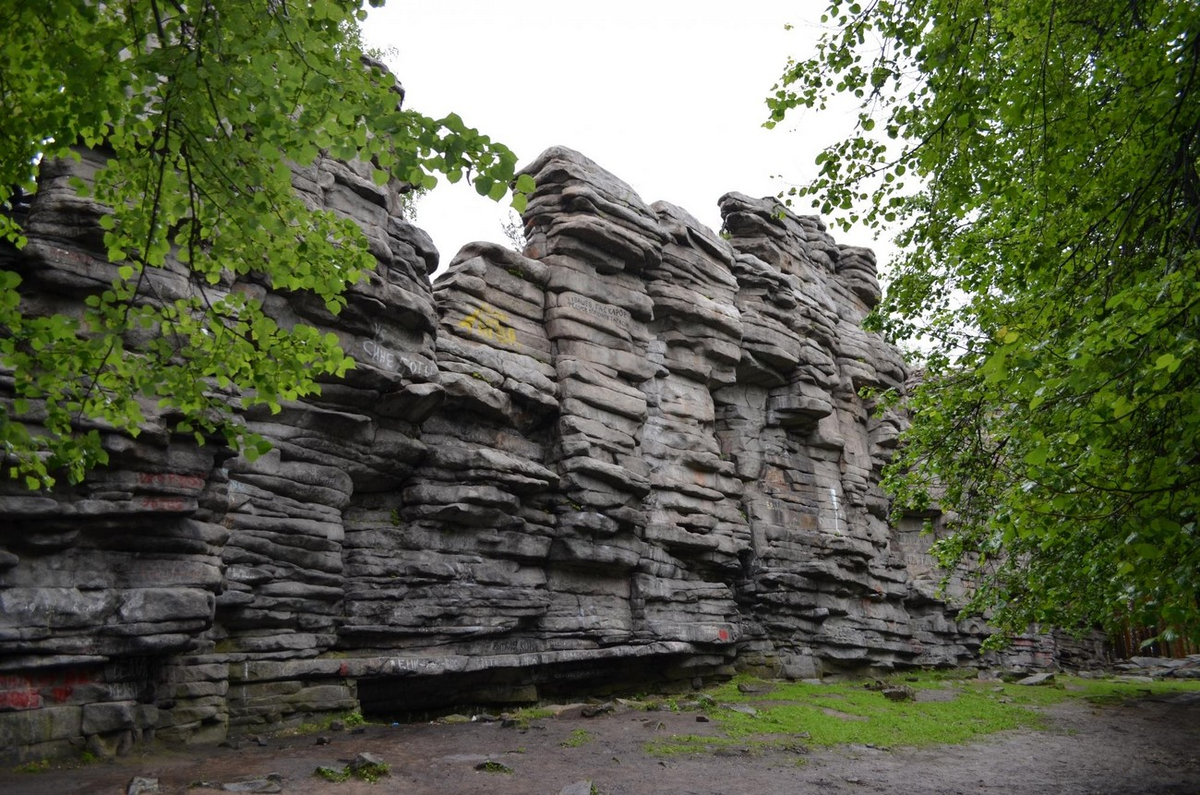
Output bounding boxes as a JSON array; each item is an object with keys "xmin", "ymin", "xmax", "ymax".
[{"xmin": 566, "ymin": 294, "xmax": 630, "ymax": 323}]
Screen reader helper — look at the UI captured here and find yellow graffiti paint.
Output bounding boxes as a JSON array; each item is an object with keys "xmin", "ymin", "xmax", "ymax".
[{"xmin": 458, "ymin": 303, "xmax": 518, "ymax": 346}]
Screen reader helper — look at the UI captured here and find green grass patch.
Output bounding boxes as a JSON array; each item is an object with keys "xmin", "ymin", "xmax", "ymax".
[
  {"xmin": 645, "ymin": 672, "xmax": 1200, "ymax": 757},
  {"xmin": 561, "ymin": 729, "xmax": 595, "ymax": 748},
  {"xmin": 279, "ymin": 709, "xmax": 369, "ymax": 737},
  {"xmin": 507, "ymin": 706, "xmax": 555, "ymax": 728},
  {"xmin": 1067, "ymin": 676, "xmax": 1200, "ymax": 706},
  {"xmin": 644, "ymin": 734, "xmax": 782, "ymax": 757}
]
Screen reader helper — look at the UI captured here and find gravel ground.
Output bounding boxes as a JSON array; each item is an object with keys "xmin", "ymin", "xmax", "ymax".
[{"xmin": 6, "ymin": 690, "xmax": 1200, "ymax": 795}]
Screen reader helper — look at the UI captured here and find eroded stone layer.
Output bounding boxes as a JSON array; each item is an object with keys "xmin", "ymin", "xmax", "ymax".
[{"xmin": 0, "ymin": 146, "xmax": 1105, "ymax": 761}]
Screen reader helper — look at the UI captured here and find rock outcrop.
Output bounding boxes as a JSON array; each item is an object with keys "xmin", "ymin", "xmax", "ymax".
[{"xmin": 0, "ymin": 146, "xmax": 1105, "ymax": 761}]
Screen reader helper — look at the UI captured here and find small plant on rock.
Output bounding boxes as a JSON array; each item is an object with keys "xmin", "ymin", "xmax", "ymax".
[{"xmin": 314, "ymin": 753, "xmax": 390, "ymax": 783}]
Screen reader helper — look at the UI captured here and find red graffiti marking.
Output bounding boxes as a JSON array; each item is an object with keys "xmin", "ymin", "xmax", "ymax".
[
  {"xmin": 136, "ymin": 496, "xmax": 188, "ymax": 511},
  {"xmin": 717, "ymin": 628, "xmax": 730, "ymax": 641},
  {"xmin": 0, "ymin": 669, "xmax": 94, "ymax": 711},
  {"xmin": 339, "ymin": 662, "xmax": 349, "ymax": 677},
  {"xmin": 137, "ymin": 472, "xmax": 205, "ymax": 491},
  {"xmin": 0, "ymin": 690, "xmax": 42, "ymax": 710}
]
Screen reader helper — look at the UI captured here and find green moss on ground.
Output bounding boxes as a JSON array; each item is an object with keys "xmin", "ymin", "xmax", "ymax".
[{"xmin": 644, "ymin": 672, "xmax": 1200, "ymax": 756}]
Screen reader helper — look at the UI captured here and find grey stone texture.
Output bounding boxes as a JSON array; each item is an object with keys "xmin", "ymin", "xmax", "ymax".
[{"xmin": 0, "ymin": 144, "xmax": 1101, "ymax": 762}]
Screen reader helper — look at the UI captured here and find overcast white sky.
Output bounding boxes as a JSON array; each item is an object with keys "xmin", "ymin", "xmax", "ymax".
[{"xmin": 364, "ymin": 1, "xmax": 875, "ymax": 274}]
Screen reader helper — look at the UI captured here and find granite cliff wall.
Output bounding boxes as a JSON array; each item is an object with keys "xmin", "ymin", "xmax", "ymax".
[{"xmin": 0, "ymin": 145, "xmax": 1098, "ymax": 761}]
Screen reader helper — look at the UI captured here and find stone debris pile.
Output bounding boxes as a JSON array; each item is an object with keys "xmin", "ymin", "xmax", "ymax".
[{"xmin": 1115, "ymin": 655, "xmax": 1200, "ymax": 679}]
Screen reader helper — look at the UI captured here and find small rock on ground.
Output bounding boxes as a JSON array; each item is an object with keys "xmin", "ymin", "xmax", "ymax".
[
  {"xmin": 581, "ymin": 702, "xmax": 615, "ymax": 718},
  {"xmin": 882, "ymin": 685, "xmax": 916, "ymax": 702},
  {"xmin": 126, "ymin": 778, "xmax": 161, "ymax": 795}
]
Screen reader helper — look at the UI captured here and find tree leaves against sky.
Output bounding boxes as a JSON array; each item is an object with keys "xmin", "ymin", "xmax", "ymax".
[
  {"xmin": 0, "ymin": 0, "xmax": 528, "ymax": 488},
  {"xmin": 771, "ymin": 0, "xmax": 1200, "ymax": 642}
]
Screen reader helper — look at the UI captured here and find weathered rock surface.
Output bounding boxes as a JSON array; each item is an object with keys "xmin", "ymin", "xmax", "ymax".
[{"xmin": 0, "ymin": 145, "xmax": 1105, "ymax": 762}]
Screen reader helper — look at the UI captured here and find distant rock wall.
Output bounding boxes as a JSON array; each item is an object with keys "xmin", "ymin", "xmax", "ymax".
[{"xmin": 0, "ymin": 146, "xmax": 1103, "ymax": 762}]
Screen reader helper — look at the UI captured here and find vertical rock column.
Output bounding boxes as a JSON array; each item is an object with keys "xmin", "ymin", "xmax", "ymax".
[
  {"xmin": 634, "ymin": 201, "xmax": 746, "ymax": 648},
  {"xmin": 339, "ymin": 241, "xmax": 560, "ymax": 677},
  {"xmin": 212, "ymin": 157, "xmax": 435, "ymax": 732},
  {"xmin": 717, "ymin": 193, "xmax": 918, "ymax": 675},
  {"xmin": 0, "ymin": 149, "xmax": 234, "ymax": 754},
  {"xmin": 519, "ymin": 147, "xmax": 662, "ymax": 649}
]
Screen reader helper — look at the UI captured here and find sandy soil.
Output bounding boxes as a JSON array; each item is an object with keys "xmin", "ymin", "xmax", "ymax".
[{"xmin": 6, "ymin": 690, "xmax": 1200, "ymax": 795}]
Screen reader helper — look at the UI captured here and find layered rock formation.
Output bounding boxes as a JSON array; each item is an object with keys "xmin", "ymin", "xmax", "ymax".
[{"xmin": 0, "ymin": 146, "xmax": 1104, "ymax": 762}]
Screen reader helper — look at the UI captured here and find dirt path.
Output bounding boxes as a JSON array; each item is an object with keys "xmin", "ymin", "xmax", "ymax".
[{"xmin": 6, "ymin": 692, "xmax": 1200, "ymax": 795}]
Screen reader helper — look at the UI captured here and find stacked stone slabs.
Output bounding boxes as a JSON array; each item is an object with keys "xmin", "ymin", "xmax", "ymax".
[
  {"xmin": 521, "ymin": 150, "xmax": 744, "ymax": 678},
  {"xmin": 520, "ymin": 147, "xmax": 660, "ymax": 659},
  {"xmin": 634, "ymin": 201, "xmax": 746, "ymax": 649},
  {"xmin": 1, "ymin": 142, "xmax": 1100, "ymax": 760},
  {"xmin": 212, "ymin": 156, "xmax": 438, "ymax": 731},
  {"xmin": 340, "ymin": 242, "xmax": 559, "ymax": 676},
  {"xmin": 0, "ymin": 148, "xmax": 237, "ymax": 752},
  {"xmin": 718, "ymin": 193, "xmax": 922, "ymax": 673}
]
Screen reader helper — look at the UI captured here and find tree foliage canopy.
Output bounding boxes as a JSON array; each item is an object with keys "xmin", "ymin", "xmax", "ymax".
[
  {"xmin": 772, "ymin": 0, "xmax": 1200, "ymax": 642},
  {"xmin": 0, "ymin": 0, "xmax": 526, "ymax": 488}
]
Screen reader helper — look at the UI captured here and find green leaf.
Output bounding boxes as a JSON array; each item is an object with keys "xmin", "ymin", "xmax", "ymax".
[
  {"xmin": 515, "ymin": 173, "xmax": 536, "ymax": 193},
  {"xmin": 1023, "ymin": 445, "xmax": 1049, "ymax": 466},
  {"xmin": 1154, "ymin": 353, "xmax": 1180, "ymax": 373}
]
